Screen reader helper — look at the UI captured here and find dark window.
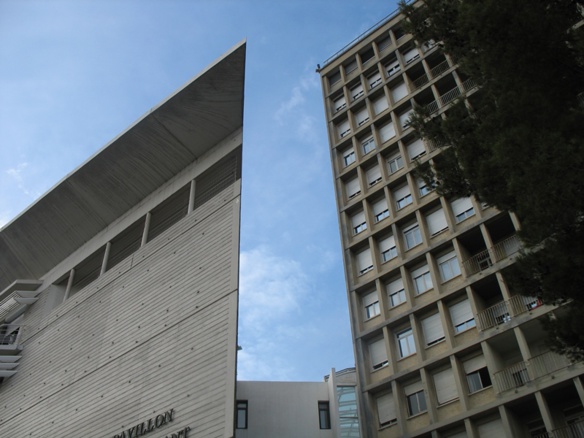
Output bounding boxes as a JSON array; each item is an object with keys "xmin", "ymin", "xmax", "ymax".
[
  {"xmin": 466, "ymin": 367, "xmax": 492, "ymax": 393},
  {"xmin": 319, "ymin": 401, "xmax": 331, "ymax": 429},
  {"xmin": 236, "ymin": 400, "xmax": 248, "ymax": 429}
]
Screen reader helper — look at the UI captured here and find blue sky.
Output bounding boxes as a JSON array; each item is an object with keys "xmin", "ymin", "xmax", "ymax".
[{"xmin": 0, "ymin": 0, "xmax": 399, "ymax": 382}]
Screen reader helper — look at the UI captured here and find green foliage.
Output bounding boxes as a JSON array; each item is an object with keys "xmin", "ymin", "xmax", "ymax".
[{"xmin": 400, "ymin": 0, "xmax": 584, "ymax": 358}]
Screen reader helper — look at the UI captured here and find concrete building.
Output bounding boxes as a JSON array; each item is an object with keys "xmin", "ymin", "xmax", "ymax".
[
  {"xmin": 317, "ymin": 5, "xmax": 584, "ymax": 438},
  {"xmin": 235, "ymin": 368, "xmax": 360, "ymax": 438},
  {"xmin": 0, "ymin": 41, "xmax": 245, "ymax": 437}
]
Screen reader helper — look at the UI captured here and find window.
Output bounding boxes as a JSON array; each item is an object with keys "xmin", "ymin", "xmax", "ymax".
[
  {"xmin": 372, "ymin": 94, "xmax": 389, "ymax": 115},
  {"xmin": 406, "ymin": 138, "xmax": 426, "ymax": 161},
  {"xmin": 387, "ymin": 278, "xmax": 406, "ymax": 307},
  {"xmin": 449, "ymin": 299, "xmax": 476, "ymax": 333},
  {"xmin": 361, "ymin": 136, "xmax": 375, "ymax": 155},
  {"xmin": 356, "ymin": 247, "xmax": 373, "ymax": 275},
  {"xmin": 411, "ymin": 264, "xmax": 432, "ymax": 294},
  {"xmin": 387, "ymin": 152, "xmax": 403, "ymax": 174},
  {"xmin": 451, "ymin": 197, "xmax": 475, "ymax": 223},
  {"xmin": 394, "ymin": 184, "xmax": 412, "ymax": 209},
  {"xmin": 391, "ymin": 81, "xmax": 408, "ymax": 103},
  {"xmin": 418, "ymin": 178, "xmax": 434, "ymax": 197},
  {"xmin": 372, "ymin": 198, "xmax": 389, "ymax": 222},
  {"xmin": 397, "ymin": 328, "xmax": 416, "ymax": 358},
  {"xmin": 337, "ymin": 119, "xmax": 351, "ymax": 139},
  {"xmin": 337, "ymin": 386, "xmax": 360, "ymax": 436},
  {"xmin": 433, "ymin": 368, "xmax": 458, "ymax": 404},
  {"xmin": 334, "ymin": 94, "xmax": 347, "ymax": 112},
  {"xmin": 351, "ymin": 83, "xmax": 364, "ymax": 100},
  {"xmin": 369, "ymin": 337, "xmax": 388, "ymax": 370},
  {"xmin": 346, "ymin": 177, "xmax": 361, "ymax": 200},
  {"xmin": 421, "ymin": 313, "xmax": 445, "ymax": 347},
  {"xmin": 355, "ymin": 107, "xmax": 370, "ymax": 127},
  {"xmin": 385, "ymin": 59, "xmax": 401, "ymax": 77},
  {"xmin": 360, "ymin": 48, "xmax": 375, "ymax": 65},
  {"xmin": 405, "ymin": 382, "xmax": 426, "ymax": 416},
  {"xmin": 437, "ymin": 251, "xmax": 461, "ymax": 282},
  {"xmin": 343, "ymin": 148, "xmax": 356, "ymax": 167},
  {"xmin": 368, "ymin": 72, "xmax": 382, "ymax": 89},
  {"xmin": 236, "ymin": 401, "xmax": 248, "ymax": 429},
  {"xmin": 328, "ymin": 71, "xmax": 341, "ymax": 86},
  {"xmin": 377, "ymin": 37, "xmax": 392, "ymax": 52},
  {"xmin": 363, "ymin": 291, "xmax": 380, "ymax": 319},
  {"xmin": 378, "ymin": 121, "xmax": 396, "ymax": 143},
  {"xmin": 466, "ymin": 366, "xmax": 492, "ymax": 393},
  {"xmin": 376, "ymin": 392, "xmax": 397, "ymax": 427},
  {"xmin": 477, "ymin": 418, "xmax": 505, "ymax": 437},
  {"xmin": 403, "ymin": 47, "xmax": 420, "ymax": 64},
  {"xmin": 351, "ymin": 211, "xmax": 367, "ymax": 235},
  {"xmin": 403, "ymin": 223, "xmax": 422, "ymax": 249},
  {"xmin": 399, "ymin": 109, "xmax": 414, "ymax": 130},
  {"xmin": 366, "ymin": 165, "xmax": 382, "ymax": 187},
  {"xmin": 426, "ymin": 208, "xmax": 448, "ymax": 236},
  {"xmin": 318, "ymin": 401, "xmax": 331, "ymax": 429},
  {"xmin": 379, "ymin": 235, "xmax": 397, "ymax": 262},
  {"xmin": 344, "ymin": 60, "xmax": 358, "ymax": 75}
]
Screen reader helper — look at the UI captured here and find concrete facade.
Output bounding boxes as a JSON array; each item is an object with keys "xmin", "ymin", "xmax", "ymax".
[
  {"xmin": 0, "ymin": 42, "xmax": 245, "ymax": 438},
  {"xmin": 318, "ymin": 5, "xmax": 584, "ymax": 438}
]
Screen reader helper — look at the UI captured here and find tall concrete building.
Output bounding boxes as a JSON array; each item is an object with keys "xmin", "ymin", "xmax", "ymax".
[
  {"xmin": 318, "ymin": 5, "xmax": 584, "ymax": 438},
  {"xmin": 0, "ymin": 42, "xmax": 244, "ymax": 437}
]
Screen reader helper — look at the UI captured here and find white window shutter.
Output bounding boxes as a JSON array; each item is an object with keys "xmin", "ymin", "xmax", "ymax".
[
  {"xmin": 387, "ymin": 278, "xmax": 404, "ymax": 294},
  {"xmin": 426, "ymin": 209, "xmax": 448, "ymax": 235},
  {"xmin": 391, "ymin": 82, "xmax": 408, "ymax": 102},
  {"xmin": 377, "ymin": 37, "xmax": 392, "ymax": 52},
  {"xmin": 433, "ymin": 368, "xmax": 458, "ymax": 404},
  {"xmin": 376, "ymin": 393, "xmax": 396, "ymax": 425},
  {"xmin": 379, "ymin": 235, "xmax": 395, "ymax": 253},
  {"xmin": 393, "ymin": 184, "xmax": 411, "ymax": 200},
  {"xmin": 407, "ymin": 138, "xmax": 425, "ymax": 160},
  {"xmin": 346, "ymin": 177, "xmax": 360, "ymax": 199},
  {"xmin": 400, "ymin": 109, "xmax": 414, "ymax": 129},
  {"xmin": 403, "ymin": 47, "xmax": 420, "ymax": 63},
  {"xmin": 351, "ymin": 211, "xmax": 366, "ymax": 229},
  {"xmin": 421, "ymin": 313, "xmax": 444, "ymax": 346},
  {"xmin": 451, "ymin": 197, "xmax": 473, "ymax": 216},
  {"xmin": 369, "ymin": 338, "xmax": 387, "ymax": 367},
  {"xmin": 345, "ymin": 60, "xmax": 357, "ymax": 75},
  {"xmin": 372, "ymin": 198, "xmax": 388, "ymax": 216},
  {"xmin": 363, "ymin": 290, "xmax": 378, "ymax": 307},
  {"xmin": 356, "ymin": 248, "xmax": 373, "ymax": 273},
  {"xmin": 368, "ymin": 72, "xmax": 382, "ymax": 88},
  {"xmin": 379, "ymin": 121, "xmax": 396, "ymax": 142},
  {"xmin": 351, "ymin": 83, "xmax": 364, "ymax": 100},
  {"xmin": 334, "ymin": 95, "xmax": 347, "ymax": 112},
  {"xmin": 386, "ymin": 60, "xmax": 401, "ymax": 77},
  {"xmin": 449, "ymin": 299, "xmax": 473, "ymax": 327},
  {"xmin": 337, "ymin": 119, "xmax": 351, "ymax": 138},
  {"xmin": 373, "ymin": 95, "xmax": 389, "ymax": 115},
  {"xmin": 477, "ymin": 419, "xmax": 504, "ymax": 438},
  {"xmin": 411, "ymin": 264, "xmax": 429, "ymax": 279},
  {"xmin": 404, "ymin": 380, "xmax": 424, "ymax": 396},
  {"xmin": 366, "ymin": 165, "xmax": 382, "ymax": 185},
  {"xmin": 355, "ymin": 107, "xmax": 369, "ymax": 126},
  {"xmin": 463, "ymin": 355, "xmax": 487, "ymax": 374},
  {"xmin": 436, "ymin": 251, "xmax": 457, "ymax": 265}
]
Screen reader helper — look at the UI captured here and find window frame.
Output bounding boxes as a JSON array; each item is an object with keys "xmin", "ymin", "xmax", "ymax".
[
  {"xmin": 387, "ymin": 153, "xmax": 404, "ymax": 174},
  {"xmin": 318, "ymin": 401, "xmax": 331, "ymax": 429},
  {"xmin": 437, "ymin": 252, "xmax": 461, "ymax": 282},
  {"xmin": 466, "ymin": 367, "xmax": 492, "ymax": 393},
  {"xmin": 403, "ymin": 224, "xmax": 422, "ymax": 250},
  {"xmin": 396, "ymin": 328, "xmax": 416, "ymax": 358},
  {"xmin": 406, "ymin": 390, "xmax": 427, "ymax": 417},
  {"xmin": 236, "ymin": 400, "xmax": 248, "ymax": 429}
]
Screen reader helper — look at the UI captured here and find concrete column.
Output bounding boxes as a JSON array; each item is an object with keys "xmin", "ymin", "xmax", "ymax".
[
  {"xmin": 100, "ymin": 241, "xmax": 111, "ymax": 275},
  {"xmin": 187, "ymin": 179, "xmax": 196, "ymax": 214},
  {"xmin": 63, "ymin": 268, "xmax": 76, "ymax": 302},
  {"xmin": 141, "ymin": 212, "xmax": 152, "ymax": 247},
  {"xmin": 496, "ymin": 271, "xmax": 512, "ymax": 301},
  {"xmin": 464, "ymin": 417, "xmax": 477, "ymax": 438},
  {"xmin": 450, "ymin": 355, "xmax": 469, "ymax": 411},
  {"xmin": 535, "ymin": 391, "xmax": 556, "ymax": 433},
  {"xmin": 514, "ymin": 326, "xmax": 531, "ymax": 362},
  {"xmin": 420, "ymin": 367, "xmax": 438, "ymax": 423},
  {"xmin": 498, "ymin": 404, "xmax": 516, "ymax": 438},
  {"xmin": 573, "ymin": 376, "xmax": 584, "ymax": 407},
  {"xmin": 437, "ymin": 300, "xmax": 454, "ymax": 350}
]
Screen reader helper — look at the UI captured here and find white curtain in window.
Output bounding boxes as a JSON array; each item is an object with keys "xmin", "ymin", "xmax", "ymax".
[
  {"xmin": 356, "ymin": 248, "xmax": 373, "ymax": 272},
  {"xmin": 355, "ymin": 107, "xmax": 369, "ymax": 126},
  {"xmin": 366, "ymin": 165, "xmax": 382, "ymax": 185},
  {"xmin": 451, "ymin": 197, "xmax": 474, "ymax": 216},
  {"xmin": 421, "ymin": 313, "xmax": 444, "ymax": 346},
  {"xmin": 393, "ymin": 184, "xmax": 411, "ymax": 201},
  {"xmin": 449, "ymin": 299, "xmax": 473, "ymax": 327},
  {"xmin": 379, "ymin": 235, "xmax": 395, "ymax": 253},
  {"xmin": 407, "ymin": 138, "xmax": 425, "ymax": 160},
  {"xmin": 372, "ymin": 198, "xmax": 388, "ymax": 216},
  {"xmin": 433, "ymin": 368, "xmax": 458, "ymax": 404},
  {"xmin": 369, "ymin": 338, "xmax": 387, "ymax": 367},
  {"xmin": 373, "ymin": 95, "xmax": 389, "ymax": 115},
  {"xmin": 463, "ymin": 355, "xmax": 487, "ymax": 374},
  {"xmin": 391, "ymin": 81, "xmax": 408, "ymax": 102},
  {"xmin": 379, "ymin": 121, "xmax": 396, "ymax": 142},
  {"xmin": 346, "ymin": 177, "xmax": 360, "ymax": 198},
  {"xmin": 337, "ymin": 119, "xmax": 351, "ymax": 138},
  {"xmin": 376, "ymin": 393, "xmax": 396, "ymax": 425},
  {"xmin": 477, "ymin": 419, "xmax": 504, "ymax": 438},
  {"xmin": 426, "ymin": 209, "xmax": 448, "ymax": 235},
  {"xmin": 334, "ymin": 95, "xmax": 347, "ymax": 112},
  {"xmin": 351, "ymin": 211, "xmax": 366, "ymax": 229},
  {"xmin": 404, "ymin": 380, "xmax": 424, "ymax": 396},
  {"xmin": 403, "ymin": 47, "xmax": 419, "ymax": 63}
]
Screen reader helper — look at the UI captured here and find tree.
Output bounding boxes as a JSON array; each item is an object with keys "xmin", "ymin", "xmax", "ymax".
[{"xmin": 399, "ymin": 0, "xmax": 584, "ymax": 359}]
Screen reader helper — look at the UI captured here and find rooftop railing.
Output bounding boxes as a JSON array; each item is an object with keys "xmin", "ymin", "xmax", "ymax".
[
  {"xmin": 462, "ymin": 235, "xmax": 520, "ymax": 276},
  {"xmin": 493, "ymin": 351, "xmax": 572, "ymax": 393}
]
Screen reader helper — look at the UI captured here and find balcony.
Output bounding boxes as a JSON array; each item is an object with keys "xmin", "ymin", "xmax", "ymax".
[
  {"xmin": 493, "ymin": 351, "xmax": 572, "ymax": 393},
  {"xmin": 552, "ymin": 419, "xmax": 584, "ymax": 438},
  {"xmin": 0, "ymin": 324, "xmax": 21, "ymax": 351},
  {"xmin": 476, "ymin": 295, "xmax": 542, "ymax": 331},
  {"xmin": 430, "ymin": 59, "xmax": 450, "ymax": 78},
  {"xmin": 411, "ymin": 74, "xmax": 429, "ymax": 90},
  {"xmin": 440, "ymin": 86, "xmax": 462, "ymax": 105},
  {"xmin": 462, "ymin": 235, "xmax": 521, "ymax": 276}
]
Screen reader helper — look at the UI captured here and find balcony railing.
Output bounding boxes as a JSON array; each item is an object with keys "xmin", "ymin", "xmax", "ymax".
[
  {"xmin": 476, "ymin": 295, "xmax": 543, "ymax": 331},
  {"xmin": 462, "ymin": 235, "xmax": 521, "ymax": 276},
  {"xmin": 411, "ymin": 74, "xmax": 429, "ymax": 90},
  {"xmin": 552, "ymin": 418, "xmax": 584, "ymax": 438},
  {"xmin": 0, "ymin": 324, "xmax": 21, "ymax": 347},
  {"xmin": 493, "ymin": 351, "xmax": 572, "ymax": 393},
  {"xmin": 426, "ymin": 100, "xmax": 440, "ymax": 114},
  {"xmin": 430, "ymin": 60, "xmax": 450, "ymax": 78},
  {"xmin": 440, "ymin": 86, "xmax": 462, "ymax": 105},
  {"xmin": 462, "ymin": 78, "xmax": 478, "ymax": 92}
]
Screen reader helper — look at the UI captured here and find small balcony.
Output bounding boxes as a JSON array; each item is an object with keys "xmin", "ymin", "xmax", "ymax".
[
  {"xmin": 493, "ymin": 351, "xmax": 572, "ymax": 393},
  {"xmin": 0, "ymin": 324, "xmax": 21, "ymax": 351},
  {"xmin": 476, "ymin": 295, "xmax": 542, "ymax": 331},
  {"xmin": 440, "ymin": 86, "xmax": 462, "ymax": 105},
  {"xmin": 462, "ymin": 235, "xmax": 521, "ymax": 276},
  {"xmin": 430, "ymin": 59, "xmax": 450, "ymax": 78}
]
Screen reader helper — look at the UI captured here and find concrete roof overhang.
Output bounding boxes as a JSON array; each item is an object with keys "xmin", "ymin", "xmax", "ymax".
[{"xmin": 0, "ymin": 40, "xmax": 246, "ymax": 292}]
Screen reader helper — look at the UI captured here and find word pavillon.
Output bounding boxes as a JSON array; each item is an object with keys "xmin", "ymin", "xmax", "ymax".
[{"xmin": 112, "ymin": 409, "xmax": 190, "ymax": 438}]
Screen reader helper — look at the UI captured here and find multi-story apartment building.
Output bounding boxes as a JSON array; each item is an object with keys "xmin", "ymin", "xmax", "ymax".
[
  {"xmin": 0, "ymin": 42, "xmax": 245, "ymax": 437},
  {"xmin": 318, "ymin": 5, "xmax": 584, "ymax": 438}
]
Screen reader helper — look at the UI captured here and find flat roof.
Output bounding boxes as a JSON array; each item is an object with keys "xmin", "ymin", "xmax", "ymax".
[{"xmin": 0, "ymin": 41, "xmax": 246, "ymax": 292}]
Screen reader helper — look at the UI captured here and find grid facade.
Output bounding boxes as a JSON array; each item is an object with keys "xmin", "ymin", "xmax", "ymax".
[{"xmin": 319, "ymin": 6, "xmax": 584, "ymax": 438}]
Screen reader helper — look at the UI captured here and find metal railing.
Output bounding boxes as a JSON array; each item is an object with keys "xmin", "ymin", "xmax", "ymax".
[
  {"xmin": 412, "ymin": 74, "xmax": 429, "ymax": 90},
  {"xmin": 462, "ymin": 235, "xmax": 521, "ymax": 276},
  {"xmin": 0, "ymin": 324, "xmax": 21, "ymax": 346},
  {"xmin": 532, "ymin": 433, "xmax": 551, "ymax": 438},
  {"xmin": 462, "ymin": 78, "xmax": 478, "ymax": 92},
  {"xmin": 440, "ymin": 86, "xmax": 462, "ymax": 105},
  {"xmin": 476, "ymin": 295, "xmax": 543, "ymax": 331},
  {"xmin": 493, "ymin": 351, "xmax": 572, "ymax": 393},
  {"xmin": 430, "ymin": 60, "xmax": 450, "ymax": 78},
  {"xmin": 426, "ymin": 100, "xmax": 439, "ymax": 114},
  {"xmin": 552, "ymin": 418, "xmax": 584, "ymax": 438}
]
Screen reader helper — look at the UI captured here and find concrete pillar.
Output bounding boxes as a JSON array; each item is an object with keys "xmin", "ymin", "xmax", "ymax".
[
  {"xmin": 498, "ymin": 404, "xmax": 516, "ymax": 438},
  {"xmin": 187, "ymin": 179, "xmax": 196, "ymax": 214},
  {"xmin": 450, "ymin": 355, "xmax": 469, "ymax": 411},
  {"xmin": 63, "ymin": 268, "xmax": 76, "ymax": 302},
  {"xmin": 535, "ymin": 391, "xmax": 556, "ymax": 433},
  {"xmin": 100, "ymin": 241, "xmax": 111, "ymax": 275},
  {"xmin": 141, "ymin": 212, "xmax": 152, "ymax": 247}
]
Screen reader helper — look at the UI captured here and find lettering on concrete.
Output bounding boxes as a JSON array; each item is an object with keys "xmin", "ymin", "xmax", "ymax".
[{"xmin": 112, "ymin": 409, "xmax": 190, "ymax": 438}]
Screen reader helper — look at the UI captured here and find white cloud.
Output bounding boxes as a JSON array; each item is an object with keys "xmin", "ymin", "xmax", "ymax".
[
  {"xmin": 5, "ymin": 162, "xmax": 36, "ymax": 197},
  {"xmin": 273, "ymin": 71, "xmax": 319, "ymax": 124}
]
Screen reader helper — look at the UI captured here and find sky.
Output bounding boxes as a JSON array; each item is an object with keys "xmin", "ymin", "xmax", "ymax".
[{"xmin": 0, "ymin": 0, "xmax": 400, "ymax": 382}]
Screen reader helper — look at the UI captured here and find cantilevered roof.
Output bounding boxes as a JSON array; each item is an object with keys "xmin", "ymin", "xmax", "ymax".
[{"xmin": 0, "ymin": 40, "xmax": 246, "ymax": 292}]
